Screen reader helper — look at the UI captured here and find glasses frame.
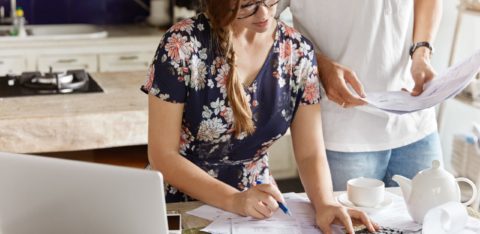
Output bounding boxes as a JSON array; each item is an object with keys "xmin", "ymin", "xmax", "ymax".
[{"xmin": 236, "ymin": 0, "xmax": 280, "ymax": 19}]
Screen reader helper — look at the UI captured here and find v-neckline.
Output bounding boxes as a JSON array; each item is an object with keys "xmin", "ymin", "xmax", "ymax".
[{"xmin": 241, "ymin": 21, "xmax": 280, "ymax": 92}]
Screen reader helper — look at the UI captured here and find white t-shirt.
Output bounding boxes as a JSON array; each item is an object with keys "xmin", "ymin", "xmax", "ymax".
[{"xmin": 279, "ymin": 0, "xmax": 437, "ymax": 152}]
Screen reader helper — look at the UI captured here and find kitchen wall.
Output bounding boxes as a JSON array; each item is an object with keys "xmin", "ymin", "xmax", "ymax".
[
  {"xmin": 0, "ymin": 0, "xmax": 150, "ymax": 24},
  {"xmin": 432, "ymin": 0, "xmax": 480, "ymax": 70},
  {"xmin": 433, "ymin": 0, "xmax": 480, "ymax": 169}
]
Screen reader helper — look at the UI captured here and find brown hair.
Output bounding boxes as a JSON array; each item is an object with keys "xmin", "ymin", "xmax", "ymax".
[{"xmin": 203, "ymin": 0, "xmax": 255, "ymax": 136}]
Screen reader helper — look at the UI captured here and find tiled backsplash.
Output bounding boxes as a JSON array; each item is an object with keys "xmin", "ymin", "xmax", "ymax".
[{"xmin": 0, "ymin": 0, "xmax": 150, "ymax": 24}]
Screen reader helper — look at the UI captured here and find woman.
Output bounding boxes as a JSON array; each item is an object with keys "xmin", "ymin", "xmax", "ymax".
[{"xmin": 142, "ymin": 0, "xmax": 377, "ymax": 233}]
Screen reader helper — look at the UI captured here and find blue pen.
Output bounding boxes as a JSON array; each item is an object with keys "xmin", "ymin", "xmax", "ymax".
[{"xmin": 256, "ymin": 180, "xmax": 292, "ymax": 216}]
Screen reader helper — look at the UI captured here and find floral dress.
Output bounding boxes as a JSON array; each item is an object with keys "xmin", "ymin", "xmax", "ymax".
[{"xmin": 141, "ymin": 14, "xmax": 321, "ymax": 202}]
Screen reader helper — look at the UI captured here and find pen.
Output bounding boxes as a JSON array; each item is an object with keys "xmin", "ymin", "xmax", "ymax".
[{"xmin": 255, "ymin": 180, "xmax": 292, "ymax": 216}]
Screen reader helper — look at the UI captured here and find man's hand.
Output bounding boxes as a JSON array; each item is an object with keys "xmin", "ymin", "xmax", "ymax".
[
  {"xmin": 316, "ymin": 54, "xmax": 367, "ymax": 108},
  {"xmin": 409, "ymin": 47, "xmax": 436, "ymax": 96}
]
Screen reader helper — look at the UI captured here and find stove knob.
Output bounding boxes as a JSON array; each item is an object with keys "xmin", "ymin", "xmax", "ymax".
[
  {"xmin": 6, "ymin": 74, "xmax": 16, "ymax": 86},
  {"xmin": 7, "ymin": 78, "xmax": 15, "ymax": 86}
]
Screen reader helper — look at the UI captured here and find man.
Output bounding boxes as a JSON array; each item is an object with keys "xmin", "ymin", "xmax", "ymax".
[{"xmin": 277, "ymin": 0, "xmax": 443, "ymax": 191}]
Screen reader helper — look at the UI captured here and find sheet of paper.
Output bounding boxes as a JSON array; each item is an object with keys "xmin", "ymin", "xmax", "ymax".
[
  {"xmin": 230, "ymin": 215, "xmax": 302, "ymax": 234},
  {"xmin": 197, "ymin": 193, "xmax": 320, "ymax": 234},
  {"xmin": 186, "ymin": 204, "xmax": 240, "ymax": 221},
  {"xmin": 201, "ymin": 217, "xmax": 232, "ymax": 234},
  {"xmin": 363, "ymin": 49, "xmax": 480, "ymax": 114}
]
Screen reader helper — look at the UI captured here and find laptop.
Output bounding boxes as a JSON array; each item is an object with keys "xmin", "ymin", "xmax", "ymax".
[{"xmin": 0, "ymin": 151, "xmax": 169, "ymax": 234}]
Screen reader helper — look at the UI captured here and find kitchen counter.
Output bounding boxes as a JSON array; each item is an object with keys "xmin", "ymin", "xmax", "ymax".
[
  {"xmin": 0, "ymin": 71, "xmax": 148, "ymax": 153},
  {"xmin": 0, "ymin": 24, "xmax": 165, "ymax": 50}
]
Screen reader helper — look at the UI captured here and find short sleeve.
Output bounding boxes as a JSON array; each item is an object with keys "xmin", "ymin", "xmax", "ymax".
[
  {"xmin": 141, "ymin": 30, "xmax": 192, "ymax": 103},
  {"xmin": 297, "ymin": 39, "xmax": 322, "ymax": 105}
]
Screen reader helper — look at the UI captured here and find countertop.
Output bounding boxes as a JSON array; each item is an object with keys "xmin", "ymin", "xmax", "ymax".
[
  {"xmin": 0, "ymin": 71, "xmax": 148, "ymax": 153},
  {"xmin": 0, "ymin": 24, "xmax": 165, "ymax": 49}
]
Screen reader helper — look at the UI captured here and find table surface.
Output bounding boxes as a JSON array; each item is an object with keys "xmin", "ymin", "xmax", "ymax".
[
  {"xmin": 166, "ymin": 187, "xmax": 480, "ymax": 233},
  {"xmin": 166, "ymin": 188, "xmax": 402, "ymax": 232}
]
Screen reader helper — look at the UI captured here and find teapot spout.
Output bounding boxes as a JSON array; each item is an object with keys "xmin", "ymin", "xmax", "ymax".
[{"xmin": 392, "ymin": 175, "xmax": 412, "ymax": 201}]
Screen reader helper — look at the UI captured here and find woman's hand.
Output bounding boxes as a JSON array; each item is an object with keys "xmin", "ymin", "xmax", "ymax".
[
  {"xmin": 230, "ymin": 184, "xmax": 283, "ymax": 219},
  {"xmin": 315, "ymin": 201, "xmax": 379, "ymax": 234}
]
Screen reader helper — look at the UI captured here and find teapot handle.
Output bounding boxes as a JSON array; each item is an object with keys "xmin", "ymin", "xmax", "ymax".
[{"xmin": 456, "ymin": 177, "xmax": 478, "ymax": 206}]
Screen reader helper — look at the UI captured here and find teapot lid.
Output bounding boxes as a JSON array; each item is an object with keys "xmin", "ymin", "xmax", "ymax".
[{"xmin": 414, "ymin": 160, "xmax": 452, "ymax": 180}]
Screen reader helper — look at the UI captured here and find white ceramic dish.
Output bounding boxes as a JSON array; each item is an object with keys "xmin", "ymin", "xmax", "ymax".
[{"xmin": 336, "ymin": 192, "xmax": 393, "ymax": 214}]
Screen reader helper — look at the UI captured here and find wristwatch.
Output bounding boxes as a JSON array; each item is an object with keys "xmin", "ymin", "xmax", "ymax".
[{"xmin": 409, "ymin": 41, "xmax": 434, "ymax": 58}]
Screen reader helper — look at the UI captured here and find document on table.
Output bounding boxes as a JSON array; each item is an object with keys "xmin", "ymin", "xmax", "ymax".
[
  {"xmin": 363, "ymin": 49, "xmax": 480, "ymax": 114},
  {"xmin": 188, "ymin": 193, "xmax": 339, "ymax": 234},
  {"xmin": 187, "ymin": 192, "xmax": 417, "ymax": 234}
]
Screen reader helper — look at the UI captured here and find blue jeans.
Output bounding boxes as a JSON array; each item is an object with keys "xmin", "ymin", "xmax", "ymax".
[{"xmin": 326, "ymin": 133, "xmax": 443, "ymax": 191}]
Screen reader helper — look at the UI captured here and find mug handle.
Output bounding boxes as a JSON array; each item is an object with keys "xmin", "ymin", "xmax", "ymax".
[{"xmin": 456, "ymin": 177, "xmax": 478, "ymax": 206}]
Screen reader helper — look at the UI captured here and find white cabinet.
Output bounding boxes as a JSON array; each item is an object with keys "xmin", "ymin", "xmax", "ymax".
[
  {"xmin": 37, "ymin": 54, "xmax": 98, "ymax": 73},
  {"xmin": 99, "ymin": 52, "xmax": 151, "ymax": 72},
  {"xmin": 0, "ymin": 32, "xmax": 160, "ymax": 75},
  {"xmin": 0, "ymin": 56, "xmax": 27, "ymax": 76}
]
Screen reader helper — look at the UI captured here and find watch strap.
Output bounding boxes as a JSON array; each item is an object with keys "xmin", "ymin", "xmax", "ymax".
[{"xmin": 409, "ymin": 41, "xmax": 434, "ymax": 58}]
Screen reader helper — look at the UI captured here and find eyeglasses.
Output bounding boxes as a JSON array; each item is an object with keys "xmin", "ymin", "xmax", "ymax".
[{"xmin": 236, "ymin": 0, "xmax": 280, "ymax": 19}]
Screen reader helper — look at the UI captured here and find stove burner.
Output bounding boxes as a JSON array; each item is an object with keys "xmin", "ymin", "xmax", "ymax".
[
  {"xmin": 20, "ymin": 67, "xmax": 89, "ymax": 93},
  {"xmin": 0, "ymin": 69, "xmax": 103, "ymax": 98}
]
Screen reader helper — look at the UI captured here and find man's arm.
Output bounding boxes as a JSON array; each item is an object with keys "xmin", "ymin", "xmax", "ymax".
[{"xmin": 410, "ymin": 0, "xmax": 443, "ymax": 96}]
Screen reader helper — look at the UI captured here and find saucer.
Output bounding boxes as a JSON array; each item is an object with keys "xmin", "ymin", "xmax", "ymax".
[{"xmin": 336, "ymin": 192, "xmax": 393, "ymax": 214}]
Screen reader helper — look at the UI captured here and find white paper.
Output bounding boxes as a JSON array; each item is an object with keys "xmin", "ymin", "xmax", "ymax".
[
  {"xmin": 230, "ymin": 214, "xmax": 302, "ymax": 234},
  {"xmin": 363, "ymin": 49, "xmax": 480, "ymax": 114},
  {"xmin": 197, "ymin": 193, "xmax": 326, "ymax": 234},
  {"xmin": 186, "ymin": 204, "xmax": 240, "ymax": 221}
]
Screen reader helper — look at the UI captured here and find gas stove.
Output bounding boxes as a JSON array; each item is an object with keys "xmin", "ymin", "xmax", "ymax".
[{"xmin": 0, "ymin": 69, "xmax": 103, "ymax": 98}]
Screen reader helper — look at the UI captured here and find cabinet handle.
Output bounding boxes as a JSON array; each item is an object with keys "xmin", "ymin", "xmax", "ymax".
[
  {"xmin": 57, "ymin": 59, "xmax": 78, "ymax": 64},
  {"xmin": 119, "ymin": 55, "xmax": 139, "ymax": 61}
]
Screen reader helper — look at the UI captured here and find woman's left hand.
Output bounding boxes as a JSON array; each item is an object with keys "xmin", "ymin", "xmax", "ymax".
[{"xmin": 314, "ymin": 201, "xmax": 378, "ymax": 234}]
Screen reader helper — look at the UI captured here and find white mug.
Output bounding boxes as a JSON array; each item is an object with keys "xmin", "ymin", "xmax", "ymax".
[{"xmin": 347, "ymin": 177, "xmax": 385, "ymax": 207}]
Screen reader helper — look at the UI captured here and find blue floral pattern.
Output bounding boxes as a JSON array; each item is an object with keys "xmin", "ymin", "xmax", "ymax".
[{"xmin": 141, "ymin": 14, "xmax": 320, "ymax": 202}]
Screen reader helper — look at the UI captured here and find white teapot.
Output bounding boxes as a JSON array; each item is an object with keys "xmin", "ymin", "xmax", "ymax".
[{"xmin": 392, "ymin": 160, "xmax": 478, "ymax": 224}]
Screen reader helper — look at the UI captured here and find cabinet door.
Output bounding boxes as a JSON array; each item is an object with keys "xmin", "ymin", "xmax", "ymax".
[
  {"xmin": 99, "ymin": 52, "xmax": 152, "ymax": 72},
  {"xmin": 0, "ymin": 56, "xmax": 27, "ymax": 76},
  {"xmin": 37, "ymin": 54, "xmax": 98, "ymax": 73},
  {"xmin": 268, "ymin": 131, "xmax": 297, "ymax": 179}
]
